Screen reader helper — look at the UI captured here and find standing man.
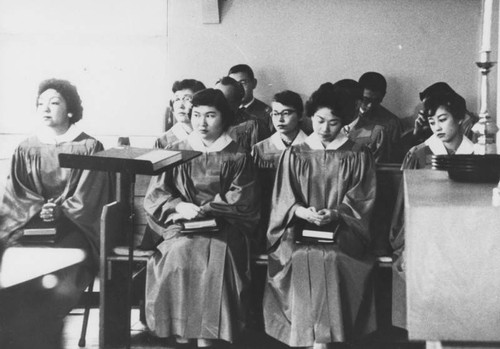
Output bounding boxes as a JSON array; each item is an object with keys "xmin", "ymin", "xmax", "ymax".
[
  {"xmin": 228, "ymin": 64, "xmax": 273, "ymax": 133},
  {"xmin": 358, "ymin": 71, "xmax": 403, "ymax": 162}
]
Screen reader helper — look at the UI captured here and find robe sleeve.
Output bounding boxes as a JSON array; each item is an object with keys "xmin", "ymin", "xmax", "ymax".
[
  {"xmin": 0, "ymin": 146, "xmax": 45, "ymax": 237},
  {"xmin": 143, "ymin": 169, "xmax": 183, "ymax": 227},
  {"xmin": 201, "ymin": 152, "xmax": 260, "ymax": 237},
  {"xmin": 266, "ymin": 148, "xmax": 306, "ymax": 251},
  {"xmin": 60, "ymin": 141, "xmax": 114, "ymax": 259},
  {"xmin": 370, "ymin": 126, "xmax": 391, "ymax": 163},
  {"xmin": 335, "ymin": 147, "xmax": 376, "ymax": 256}
]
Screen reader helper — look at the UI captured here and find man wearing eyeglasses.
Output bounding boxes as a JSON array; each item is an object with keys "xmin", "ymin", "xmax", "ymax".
[
  {"xmin": 228, "ymin": 64, "xmax": 273, "ymax": 133},
  {"xmin": 358, "ymin": 72, "xmax": 403, "ymax": 162}
]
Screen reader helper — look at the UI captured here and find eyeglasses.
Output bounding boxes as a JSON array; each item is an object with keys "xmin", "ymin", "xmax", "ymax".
[
  {"xmin": 172, "ymin": 95, "xmax": 193, "ymax": 103},
  {"xmin": 238, "ymin": 79, "xmax": 251, "ymax": 86},
  {"xmin": 270, "ymin": 109, "xmax": 296, "ymax": 118}
]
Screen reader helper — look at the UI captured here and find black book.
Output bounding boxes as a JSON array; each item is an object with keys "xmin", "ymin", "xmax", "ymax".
[
  {"xmin": 19, "ymin": 216, "xmax": 57, "ymax": 244},
  {"xmin": 295, "ymin": 222, "xmax": 339, "ymax": 244},
  {"xmin": 179, "ymin": 218, "xmax": 219, "ymax": 234}
]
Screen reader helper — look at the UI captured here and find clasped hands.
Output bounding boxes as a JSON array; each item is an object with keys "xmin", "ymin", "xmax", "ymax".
[
  {"xmin": 39, "ymin": 199, "xmax": 61, "ymax": 222},
  {"xmin": 295, "ymin": 206, "xmax": 338, "ymax": 226},
  {"xmin": 175, "ymin": 202, "xmax": 206, "ymax": 221}
]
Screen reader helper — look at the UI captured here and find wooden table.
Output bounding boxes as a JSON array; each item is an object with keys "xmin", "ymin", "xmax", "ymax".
[{"xmin": 405, "ymin": 169, "xmax": 500, "ymax": 348}]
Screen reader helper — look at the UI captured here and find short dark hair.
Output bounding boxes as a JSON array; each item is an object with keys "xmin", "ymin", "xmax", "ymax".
[
  {"xmin": 419, "ymin": 82, "xmax": 455, "ymax": 101},
  {"xmin": 228, "ymin": 64, "xmax": 255, "ymax": 80},
  {"xmin": 332, "ymin": 79, "xmax": 363, "ymax": 100},
  {"xmin": 172, "ymin": 79, "xmax": 206, "ymax": 94},
  {"xmin": 359, "ymin": 72, "xmax": 387, "ymax": 94},
  {"xmin": 423, "ymin": 92, "xmax": 466, "ymax": 121},
  {"xmin": 191, "ymin": 88, "xmax": 234, "ymax": 131},
  {"xmin": 37, "ymin": 78, "xmax": 83, "ymax": 124},
  {"xmin": 215, "ymin": 76, "xmax": 245, "ymax": 104},
  {"xmin": 305, "ymin": 83, "xmax": 358, "ymax": 125},
  {"xmin": 273, "ymin": 90, "xmax": 303, "ymax": 116}
]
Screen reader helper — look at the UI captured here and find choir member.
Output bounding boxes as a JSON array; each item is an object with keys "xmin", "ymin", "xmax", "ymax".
[
  {"xmin": 357, "ymin": 72, "xmax": 403, "ymax": 162},
  {"xmin": 155, "ymin": 79, "xmax": 206, "ymax": 148},
  {"xmin": 228, "ymin": 64, "xmax": 273, "ymax": 132},
  {"xmin": 0, "ymin": 78, "xmax": 113, "ymax": 349},
  {"xmin": 390, "ymin": 91, "xmax": 474, "ymax": 329},
  {"xmin": 144, "ymin": 88, "xmax": 259, "ymax": 348},
  {"xmin": 216, "ymin": 76, "xmax": 271, "ymax": 150},
  {"xmin": 263, "ymin": 84, "xmax": 377, "ymax": 348},
  {"xmin": 251, "ymin": 90, "xmax": 307, "ymax": 253}
]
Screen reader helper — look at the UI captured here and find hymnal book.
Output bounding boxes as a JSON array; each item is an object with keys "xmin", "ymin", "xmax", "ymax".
[
  {"xmin": 296, "ymin": 222, "xmax": 339, "ymax": 244},
  {"xmin": 19, "ymin": 218, "xmax": 57, "ymax": 244},
  {"xmin": 180, "ymin": 218, "xmax": 219, "ymax": 234}
]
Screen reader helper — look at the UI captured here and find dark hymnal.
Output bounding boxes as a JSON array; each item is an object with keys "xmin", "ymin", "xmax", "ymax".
[
  {"xmin": 20, "ymin": 218, "xmax": 57, "ymax": 244},
  {"xmin": 296, "ymin": 222, "xmax": 339, "ymax": 244},
  {"xmin": 180, "ymin": 218, "xmax": 219, "ymax": 234}
]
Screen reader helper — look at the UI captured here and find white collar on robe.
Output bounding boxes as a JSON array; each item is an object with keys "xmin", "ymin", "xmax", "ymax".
[
  {"xmin": 171, "ymin": 122, "xmax": 191, "ymax": 140},
  {"xmin": 270, "ymin": 129, "xmax": 308, "ymax": 150},
  {"xmin": 343, "ymin": 117, "xmax": 359, "ymax": 134},
  {"xmin": 187, "ymin": 132, "xmax": 233, "ymax": 152},
  {"xmin": 425, "ymin": 134, "xmax": 475, "ymax": 155},
  {"xmin": 37, "ymin": 124, "xmax": 82, "ymax": 144},
  {"xmin": 241, "ymin": 97, "xmax": 255, "ymax": 109},
  {"xmin": 305, "ymin": 131, "xmax": 349, "ymax": 150}
]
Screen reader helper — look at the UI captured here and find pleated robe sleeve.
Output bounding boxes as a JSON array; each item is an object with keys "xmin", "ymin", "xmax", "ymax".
[{"xmin": 200, "ymin": 152, "xmax": 260, "ymax": 238}]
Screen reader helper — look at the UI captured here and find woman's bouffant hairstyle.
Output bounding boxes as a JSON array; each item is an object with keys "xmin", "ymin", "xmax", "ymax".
[
  {"xmin": 273, "ymin": 90, "xmax": 303, "ymax": 116},
  {"xmin": 305, "ymin": 82, "xmax": 359, "ymax": 125},
  {"xmin": 37, "ymin": 78, "xmax": 83, "ymax": 124},
  {"xmin": 423, "ymin": 92, "xmax": 466, "ymax": 121},
  {"xmin": 191, "ymin": 88, "xmax": 234, "ymax": 132},
  {"xmin": 170, "ymin": 79, "xmax": 206, "ymax": 107}
]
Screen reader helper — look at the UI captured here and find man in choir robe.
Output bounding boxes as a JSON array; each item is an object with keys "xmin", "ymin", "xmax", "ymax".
[
  {"xmin": 228, "ymin": 64, "xmax": 273, "ymax": 133},
  {"xmin": 216, "ymin": 76, "xmax": 270, "ymax": 151},
  {"xmin": 358, "ymin": 72, "xmax": 403, "ymax": 162}
]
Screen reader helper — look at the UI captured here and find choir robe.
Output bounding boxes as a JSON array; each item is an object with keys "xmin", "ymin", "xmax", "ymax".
[
  {"xmin": 263, "ymin": 132, "xmax": 377, "ymax": 347},
  {"xmin": 230, "ymin": 108, "xmax": 271, "ymax": 152},
  {"xmin": 346, "ymin": 117, "xmax": 391, "ymax": 163},
  {"xmin": 154, "ymin": 122, "xmax": 191, "ymax": 148},
  {"xmin": 243, "ymin": 98, "xmax": 273, "ymax": 133},
  {"xmin": 389, "ymin": 134, "xmax": 475, "ymax": 329},
  {"xmin": 251, "ymin": 130, "xmax": 308, "ymax": 253},
  {"xmin": 362, "ymin": 105, "xmax": 404, "ymax": 162},
  {"xmin": 144, "ymin": 133, "xmax": 259, "ymax": 342},
  {"xmin": 0, "ymin": 126, "xmax": 113, "ymax": 348}
]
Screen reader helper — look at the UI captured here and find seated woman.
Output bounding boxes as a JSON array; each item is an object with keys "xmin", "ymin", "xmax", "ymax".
[
  {"xmin": 251, "ymin": 90, "xmax": 307, "ymax": 253},
  {"xmin": 0, "ymin": 78, "xmax": 112, "ymax": 349},
  {"xmin": 144, "ymin": 88, "xmax": 259, "ymax": 348},
  {"xmin": 390, "ymin": 91, "xmax": 474, "ymax": 329},
  {"xmin": 155, "ymin": 79, "xmax": 206, "ymax": 148},
  {"xmin": 263, "ymin": 85, "xmax": 377, "ymax": 348}
]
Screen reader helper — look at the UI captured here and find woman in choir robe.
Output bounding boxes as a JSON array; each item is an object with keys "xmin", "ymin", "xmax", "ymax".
[
  {"xmin": 390, "ymin": 91, "xmax": 474, "ymax": 329},
  {"xmin": 155, "ymin": 79, "xmax": 206, "ymax": 148},
  {"xmin": 0, "ymin": 78, "xmax": 112, "ymax": 349},
  {"xmin": 251, "ymin": 90, "xmax": 308, "ymax": 253},
  {"xmin": 144, "ymin": 88, "xmax": 259, "ymax": 348},
  {"xmin": 263, "ymin": 85, "xmax": 377, "ymax": 348}
]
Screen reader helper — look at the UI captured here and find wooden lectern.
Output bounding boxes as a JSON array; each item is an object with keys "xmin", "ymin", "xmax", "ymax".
[
  {"xmin": 405, "ymin": 169, "xmax": 500, "ymax": 349},
  {"xmin": 59, "ymin": 147, "xmax": 201, "ymax": 348}
]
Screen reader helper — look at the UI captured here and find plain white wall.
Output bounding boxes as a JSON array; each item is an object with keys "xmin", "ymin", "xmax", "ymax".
[
  {"xmin": 167, "ymin": 0, "xmax": 497, "ymax": 127},
  {"xmin": 0, "ymin": 0, "xmax": 497, "ymax": 158}
]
